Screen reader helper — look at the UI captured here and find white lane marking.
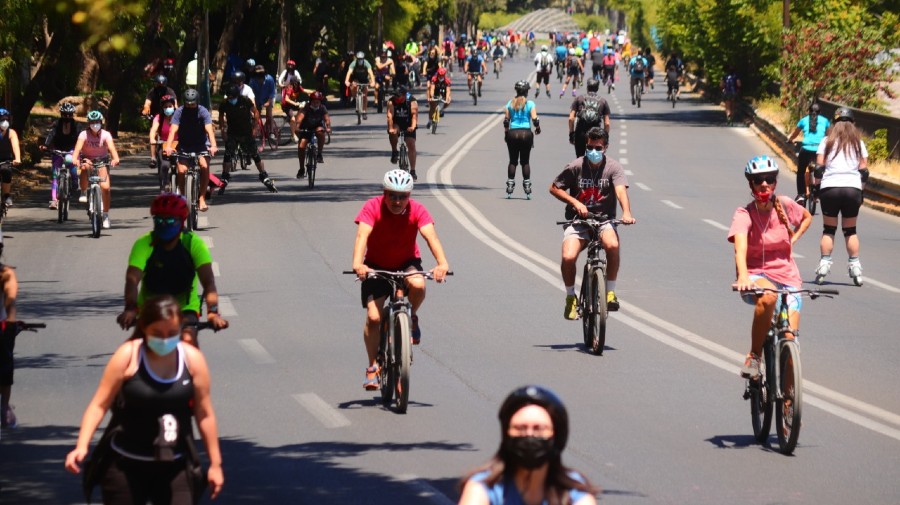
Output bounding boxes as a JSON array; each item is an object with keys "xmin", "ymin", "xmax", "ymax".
[
  {"xmin": 620, "ymin": 119, "xmax": 626, "ymax": 123},
  {"xmin": 620, "ymin": 157, "xmax": 629, "ymax": 165},
  {"xmin": 624, "ymin": 169, "xmax": 634, "ymax": 176},
  {"xmin": 426, "ymin": 114, "xmax": 900, "ymax": 442},
  {"xmin": 212, "ymin": 261, "xmax": 220, "ymax": 277},
  {"xmin": 793, "ymin": 252, "xmax": 805, "ymax": 259},
  {"xmin": 620, "ymin": 139, "xmax": 628, "ymax": 145},
  {"xmin": 620, "ymin": 124, "xmax": 627, "ymax": 130},
  {"xmin": 398, "ymin": 475, "xmax": 457, "ymax": 505},
  {"xmin": 200, "ymin": 235, "xmax": 214, "ymax": 248},
  {"xmin": 661, "ymin": 200, "xmax": 683, "ymax": 209},
  {"xmin": 198, "ymin": 216, "xmax": 209, "ymax": 228},
  {"xmin": 703, "ymin": 219, "xmax": 730, "ymax": 231},
  {"xmin": 621, "ymin": 131, "xmax": 628, "ymax": 137},
  {"xmin": 636, "ymin": 182, "xmax": 652, "ymax": 191},
  {"xmin": 865, "ymin": 277, "xmax": 900, "ymax": 294},
  {"xmin": 238, "ymin": 339, "xmax": 276, "ymax": 364},
  {"xmin": 293, "ymin": 393, "xmax": 351, "ymax": 429},
  {"xmin": 218, "ymin": 296, "xmax": 238, "ymax": 316},
  {"xmin": 619, "ymin": 149, "xmax": 627, "ymax": 154}
]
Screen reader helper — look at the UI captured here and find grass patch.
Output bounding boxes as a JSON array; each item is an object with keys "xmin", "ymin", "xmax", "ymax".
[
  {"xmin": 753, "ymin": 96, "xmax": 792, "ymax": 133},
  {"xmin": 870, "ymin": 158, "xmax": 900, "ymax": 182},
  {"xmin": 479, "ymin": 12, "xmax": 520, "ymax": 31}
]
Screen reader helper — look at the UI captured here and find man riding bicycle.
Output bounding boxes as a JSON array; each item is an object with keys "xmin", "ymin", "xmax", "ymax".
[
  {"xmin": 217, "ymin": 83, "xmax": 275, "ymax": 194},
  {"xmin": 426, "ymin": 68, "xmax": 452, "ymax": 129},
  {"xmin": 386, "ymin": 86, "xmax": 419, "ymax": 179},
  {"xmin": 549, "ymin": 127, "xmax": 635, "ymax": 318},
  {"xmin": 294, "ymin": 91, "xmax": 331, "ymax": 179},
  {"xmin": 628, "ymin": 50, "xmax": 648, "ymax": 106},
  {"xmin": 352, "ymin": 169, "xmax": 450, "ymax": 390},
  {"xmin": 164, "ymin": 89, "xmax": 218, "ymax": 212},
  {"xmin": 465, "ymin": 48, "xmax": 487, "ymax": 97},
  {"xmin": 601, "ymin": 49, "xmax": 617, "ymax": 89},
  {"xmin": 344, "ymin": 51, "xmax": 376, "ymax": 120},
  {"xmin": 374, "ymin": 49, "xmax": 396, "ymax": 98},
  {"xmin": 117, "ymin": 193, "xmax": 229, "ymax": 347}
]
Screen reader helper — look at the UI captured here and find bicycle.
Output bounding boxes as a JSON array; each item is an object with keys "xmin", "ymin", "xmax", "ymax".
[
  {"xmin": 467, "ymin": 73, "xmax": 481, "ymax": 105},
  {"xmin": 298, "ymin": 129, "xmax": 329, "ymax": 189},
  {"xmin": 343, "ymin": 270, "xmax": 451, "ymax": 413},
  {"xmin": 0, "ymin": 161, "xmax": 13, "ymax": 225},
  {"xmin": 632, "ymin": 78, "xmax": 644, "ymax": 108},
  {"xmin": 256, "ymin": 114, "xmax": 279, "ymax": 151},
  {"xmin": 556, "ymin": 213, "xmax": 629, "ymax": 355},
  {"xmin": 603, "ymin": 69, "xmax": 615, "ymax": 94},
  {"xmin": 397, "ymin": 130, "xmax": 411, "ymax": 173},
  {"xmin": 493, "ymin": 58, "xmax": 502, "ymax": 79},
  {"xmin": 427, "ymin": 98, "xmax": 447, "ymax": 134},
  {"xmin": 47, "ymin": 149, "xmax": 77, "ymax": 223},
  {"xmin": 355, "ymin": 84, "xmax": 369, "ymax": 125},
  {"xmin": 173, "ymin": 151, "xmax": 209, "ymax": 232},
  {"xmin": 738, "ymin": 286, "xmax": 839, "ymax": 455},
  {"xmin": 667, "ymin": 85, "xmax": 677, "ymax": 108},
  {"xmin": 80, "ymin": 157, "xmax": 109, "ymax": 238}
]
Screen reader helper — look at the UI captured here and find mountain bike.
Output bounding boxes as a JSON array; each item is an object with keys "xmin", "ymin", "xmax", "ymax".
[
  {"xmin": 256, "ymin": 114, "xmax": 279, "ymax": 151},
  {"xmin": 556, "ymin": 213, "xmax": 629, "ymax": 355},
  {"xmin": 493, "ymin": 57, "xmax": 502, "ymax": 79},
  {"xmin": 467, "ymin": 73, "xmax": 480, "ymax": 105},
  {"xmin": 738, "ymin": 286, "xmax": 839, "ymax": 455},
  {"xmin": 81, "ymin": 158, "xmax": 109, "ymax": 238},
  {"xmin": 344, "ymin": 270, "xmax": 451, "ymax": 413},
  {"xmin": 667, "ymin": 84, "xmax": 677, "ymax": 108},
  {"xmin": 355, "ymin": 84, "xmax": 369, "ymax": 125},
  {"xmin": 427, "ymin": 98, "xmax": 446, "ymax": 134},
  {"xmin": 173, "ymin": 151, "xmax": 209, "ymax": 232},
  {"xmin": 47, "ymin": 149, "xmax": 77, "ymax": 223}
]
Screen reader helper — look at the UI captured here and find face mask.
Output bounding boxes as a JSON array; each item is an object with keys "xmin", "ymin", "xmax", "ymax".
[
  {"xmin": 503, "ymin": 436, "xmax": 555, "ymax": 469},
  {"xmin": 163, "ymin": 107, "xmax": 175, "ymax": 116},
  {"xmin": 585, "ymin": 148, "xmax": 604, "ymax": 164},
  {"xmin": 0, "ymin": 121, "xmax": 8, "ymax": 130},
  {"xmin": 228, "ymin": 98, "xmax": 238, "ymax": 105},
  {"xmin": 752, "ymin": 189, "xmax": 773, "ymax": 204},
  {"xmin": 90, "ymin": 123, "xmax": 102, "ymax": 132},
  {"xmin": 146, "ymin": 334, "xmax": 180, "ymax": 356},
  {"xmin": 154, "ymin": 220, "xmax": 182, "ymax": 241}
]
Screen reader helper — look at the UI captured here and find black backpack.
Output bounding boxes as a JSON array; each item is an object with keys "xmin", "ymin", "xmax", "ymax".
[
  {"xmin": 577, "ymin": 95, "xmax": 603, "ymax": 129},
  {"xmin": 633, "ymin": 58, "xmax": 645, "ymax": 73}
]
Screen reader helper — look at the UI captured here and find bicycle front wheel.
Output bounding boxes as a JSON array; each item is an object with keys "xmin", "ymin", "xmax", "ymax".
[
  {"xmin": 90, "ymin": 186, "xmax": 102, "ymax": 238},
  {"xmin": 776, "ymin": 339, "xmax": 802, "ymax": 454},
  {"xmin": 588, "ymin": 267, "xmax": 608, "ymax": 355},
  {"xmin": 393, "ymin": 311, "xmax": 412, "ymax": 413},
  {"xmin": 379, "ymin": 312, "xmax": 394, "ymax": 406},
  {"xmin": 807, "ymin": 194, "xmax": 817, "ymax": 216},
  {"xmin": 184, "ymin": 173, "xmax": 196, "ymax": 232},
  {"xmin": 398, "ymin": 147, "xmax": 409, "ymax": 173},
  {"xmin": 306, "ymin": 149, "xmax": 317, "ymax": 189},
  {"xmin": 57, "ymin": 172, "xmax": 68, "ymax": 223}
]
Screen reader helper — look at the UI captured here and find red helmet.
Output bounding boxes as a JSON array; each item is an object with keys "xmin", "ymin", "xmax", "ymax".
[
  {"xmin": 310, "ymin": 91, "xmax": 324, "ymax": 101},
  {"xmin": 436, "ymin": 67, "xmax": 447, "ymax": 77},
  {"xmin": 286, "ymin": 59, "xmax": 296, "ymax": 67},
  {"xmin": 150, "ymin": 192, "xmax": 188, "ymax": 220}
]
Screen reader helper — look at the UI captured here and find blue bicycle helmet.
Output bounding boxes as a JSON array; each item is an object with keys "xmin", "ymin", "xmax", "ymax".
[
  {"xmin": 744, "ymin": 155, "xmax": 778, "ymax": 179},
  {"xmin": 0, "ymin": 108, "xmax": 9, "ymax": 119},
  {"xmin": 86, "ymin": 110, "xmax": 104, "ymax": 122}
]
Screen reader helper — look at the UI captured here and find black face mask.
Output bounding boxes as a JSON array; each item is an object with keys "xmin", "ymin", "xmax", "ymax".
[{"xmin": 503, "ymin": 436, "xmax": 555, "ymax": 469}]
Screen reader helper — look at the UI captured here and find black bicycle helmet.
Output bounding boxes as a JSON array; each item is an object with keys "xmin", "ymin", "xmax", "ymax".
[
  {"xmin": 834, "ymin": 106, "xmax": 854, "ymax": 123},
  {"xmin": 808, "ymin": 102, "xmax": 820, "ymax": 114},
  {"xmin": 183, "ymin": 88, "xmax": 199, "ymax": 104},
  {"xmin": 59, "ymin": 102, "xmax": 76, "ymax": 115},
  {"xmin": 231, "ymin": 71, "xmax": 246, "ymax": 84},
  {"xmin": 498, "ymin": 385, "xmax": 569, "ymax": 454},
  {"xmin": 514, "ymin": 80, "xmax": 530, "ymax": 96},
  {"xmin": 225, "ymin": 83, "xmax": 241, "ymax": 99},
  {"xmin": 155, "ymin": 74, "xmax": 168, "ymax": 86}
]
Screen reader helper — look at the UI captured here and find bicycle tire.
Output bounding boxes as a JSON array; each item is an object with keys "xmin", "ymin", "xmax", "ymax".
[
  {"xmin": 636, "ymin": 85, "xmax": 642, "ymax": 108},
  {"xmin": 431, "ymin": 111, "xmax": 438, "ymax": 134},
  {"xmin": 393, "ymin": 310, "xmax": 412, "ymax": 414},
  {"xmin": 57, "ymin": 172, "xmax": 68, "ymax": 223},
  {"xmin": 306, "ymin": 148, "xmax": 317, "ymax": 189},
  {"xmin": 268, "ymin": 120, "xmax": 280, "ymax": 150},
  {"xmin": 807, "ymin": 195, "xmax": 817, "ymax": 216},
  {"xmin": 776, "ymin": 339, "xmax": 802, "ymax": 454},
  {"xmin": 190, "ymin": 174, "xmax": 200, "ymax": 230},
  {"xmin": 90, "ymin": 186, "xmax": 102, "ymax": 238},
  {"xmin": 238, "ymin": 148, "xmax": 248, "ymax": 171},
  {"xmin": 184, "ymin": 173, "xmax": 195, "ymax": 232},
  {"xmin": 589, "ymin": 267, "xmax": 608, "ymax": 355},
  {"xmin": 398, "ymin": 146, "xmax": 409, "ymax": 173},
  {"xmin": 752, "ymin": 342, "xmax": 775, "ymax": 443},
  {"xmin": 580, "ymin": 266, "xmax": 592, "ymax": 349},
  {"xmin": 377, "ymin": 87, "xmax": 384, "ymax": 114},
  {"xmin": 379, "ymin": 311, "xmax": 394, "ymax": 406}
]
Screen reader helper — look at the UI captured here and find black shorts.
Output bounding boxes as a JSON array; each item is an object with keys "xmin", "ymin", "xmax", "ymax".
[
  {"xmin": 393, "ymin": 126, "xmax": 416, "ymax": 140},
  {"xmin": 0, "ymin": 161, "xmax": 12, "ymax": 184},
  {"xmin": 567, "ymin": 66, "xmax": 581, "ymax": 77},
  {"xmin": 224, "ymin": 136, "xmax": 259, "ymax": 163},
  {"xmin": 360, "ymin": 259, "xmax": 423, "ymax": 308},
  {"xmin": 535, "ymin": 71, "xmax": 550, "ymax": 84},
  {"xmin": 0, "ymin": 323, "xmax": 17, "ymax": 386},
  {"xmin": 819, "ymin": 186, "xmax": 863, "ymax": 218}
]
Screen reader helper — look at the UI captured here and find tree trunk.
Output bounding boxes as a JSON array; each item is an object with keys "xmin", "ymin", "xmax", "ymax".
[
  {"xmin": 211, "ymin": 0, "xmax": 252, "ymax": 94},
  {"xmin": 76, "ymin": 48, "xmax": 101, "ymax": 94},
  {"xmin": 12, "ymin": 21, "xmax": 70, "ymax": 132},
  {"xmin": 276, "ymin": 0, "xmax": 291, "ymax": 79}
]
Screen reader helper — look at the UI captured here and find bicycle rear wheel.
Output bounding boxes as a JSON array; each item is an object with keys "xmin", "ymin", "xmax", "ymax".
[
  {"xmin": 393, "ymin": 311, "xmax": 412, "ymax": 413},
  {"xmin": 807, "ymin": 193, "xmax": 817, "ymax": 216},
  {"xmin": 751, "ymin": 343, "xmax": 775, "ymax": 443},
  {"xmin": 587, "ymin": 268, "xmax": 608, "ymax": 355},
  {"xmin": 776, "ymin": 340, "xmax": 802, "ymax": 454},
  {"xmin": 57, "ymin": 172, "xmax": 68, "ymax": 223},
  {"xmin": 184, "ymin": 173, "xmax": 196, "ymax": 232}
]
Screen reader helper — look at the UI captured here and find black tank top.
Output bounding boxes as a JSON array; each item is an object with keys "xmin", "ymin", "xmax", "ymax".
[
  {"xmin": 142, "ymin": 233, "xmax": 196, "ymax": 297},
  {"xmin": 113, "ymin": 343, "xmax": 194, "ymax": 459},
  {"xmin": 0, "ymin": 131, "xmax": 12, "ymax": 161}
]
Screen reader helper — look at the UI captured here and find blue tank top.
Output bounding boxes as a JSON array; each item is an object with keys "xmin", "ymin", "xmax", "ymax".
[
  {"xmin": 468, "ymin": 470, "xmax": 589, "ymax": 505},
  {"xmin": 797, "ymin": 115, "xmax": 830, "ymax": 152},
  {"xmin": 507, "ymin": 100, "xmax": 534, "ymax": 130}
]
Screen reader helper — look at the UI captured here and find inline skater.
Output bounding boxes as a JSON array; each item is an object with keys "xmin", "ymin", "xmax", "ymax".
[
  {"xmin": 503, "ymin": 81, "xmax": 541, "ymax": 199},
  {"xmin": 294, "ymin": 91, "xmax": 331, "ymax": 178},
  {"xmin": 426, "ymin": 68, "xmax": 452, "ymax": 130},
  {"xmin": 164, "ymin": 89, "xmax": 218, "ymax": 212},
  {"xmin": 344, "ymin": 51, "xmax": 375, "ymax": 120},
  {"xmin": 40, "ymin": 102, "xmax": 79, "ymax": 209},
  {"xmin": 533, "ymin": 45, "xmax": 554, "ymax": 98},
  {"xmin": 787, "ymin": 103, "xmax": 830, "ymax": 205},
  {"xmin": 217, "ymin": 84, "xmax": 276, "ymax": 194},
  {"xmin": 569, "ymin": 79, "xmax": 611, "ymax": 158},
  {"xmin": 351, "ymin": 169, "xmax": 450, "ymax": 389},
  {"xmin": 72, "ymin": 111, "xmax": 120, "ymax": 229},
  {"xmin": 550, "ymin": 127, "xmax": 635, "ymax": 318},
  {"xmin": 386, "ymin": 86, "xmax": 418, "ymax": 180},
  {"xmin": 559, "ymin": 48, "xmax": 583, "ymax": 98}
]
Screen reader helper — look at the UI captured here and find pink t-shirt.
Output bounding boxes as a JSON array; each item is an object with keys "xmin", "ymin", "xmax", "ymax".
[
  {"xmin": 153, "ymin": 114, "xmax": 177, "ymax": 143},
  {"xmin": 727, "ymin": 196, "xmax": 805, "ymax": 286},
  {"xmin": 78, "ymin": 129, "xmax": 113, "ymax": 159},
  {"xmin": 354, "ymin": 195, "xmax": 434, "ymax": 270}
]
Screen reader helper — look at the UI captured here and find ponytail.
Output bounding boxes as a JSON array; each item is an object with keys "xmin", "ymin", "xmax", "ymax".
[
  {"xmin": 773, "ymin": 196, "xmax": 794, "ymax": 240},
  {"xmin": 512, "ymin": 96, "xmax": 527, "ymax": 111},
  {"xmin": 808, "ymin": 110, "xmax": 818, "ymax": 134}
]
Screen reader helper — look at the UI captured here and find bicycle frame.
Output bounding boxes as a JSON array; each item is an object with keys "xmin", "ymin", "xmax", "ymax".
[{"xmin": 174, "ymin": 151, "xmax": 209, "ymax": 232}]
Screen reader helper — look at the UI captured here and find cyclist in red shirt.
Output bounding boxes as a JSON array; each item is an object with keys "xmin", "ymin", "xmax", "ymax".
[{"xmin": 351, "ymin": 169, "xmax": 450, "ymax": 390}]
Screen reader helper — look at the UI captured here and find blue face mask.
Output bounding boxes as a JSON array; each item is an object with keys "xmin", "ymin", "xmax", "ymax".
[
  {"xmin": 153, "ymin": 220, "xmax": 182, "ymax": 241},
  {"xmin": 585, "ymin": 148, "xmax": 604, "ymax": 164},
  {"xmin": 228, "ymin": 98, "xmax": 238, "ymax": 105},
  {"xmin": 163, "ymin": 107, "xmax": 175, "ymax": 116},
  {"xmin": 146, "ymin": 333, "xmax": 180, "ymax": 356}
]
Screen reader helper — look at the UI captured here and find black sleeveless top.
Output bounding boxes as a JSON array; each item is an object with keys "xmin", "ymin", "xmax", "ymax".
[
  {"xmin": 0, "ymin": 131, "xmax": 12, "ymax": 161},
  {"xmin": 112, "ymin": 343, "xmax": 194, "ymax": 459}
]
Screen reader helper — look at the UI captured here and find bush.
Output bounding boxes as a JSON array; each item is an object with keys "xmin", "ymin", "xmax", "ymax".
[
  {"xmin": 868, "ymin": 129, "xmax": 889, "ymax": 163},
  {"xmin": 571, "ymin": 14, "xmax": 610, "ymax": 34},
  {"xmin": 478, "ymin": 12, "xmax": 519, "ymax": 31}
]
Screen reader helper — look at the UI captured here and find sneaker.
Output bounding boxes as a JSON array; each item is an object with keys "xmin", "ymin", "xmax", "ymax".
[
  {"xmin": 564, "ymin": 295, "xmax": 578, "ymax": 320},
  {"xmin": 363, "ymin": 365, "xmax": 379, "ymax": 390},
  {"xmin": 409, "ymin": 170, "xmax": 417, "ymax": 181},
  {"xmin": 102, "ymin": 213, "xmax": 110, "ymax": 229},
  {"xmin": 49, "ymin": 200, "xmax": 58, "ymax": 209},
  {"xmin": 612, "ymin": 84, "xmax": 615, "ymax": 90},
  {"xmin": 426, "ymin": 120, "xmax": 432, "ymax": 129},
  {"xmin": 390, "ymin": 151, "xmax": 399, "ymax": 164},
  {"xmin": 296, "ymin": 168, "xmax": 305, "ymax": 179},
  {"xmin": 741, "ymin": 353, "xmax": 761, "ymax": 379},
  {"xmin": 794, "ymin": 194, "xmax": 806, "ymax": 206},
  {"xmin": 439, "ymin": 110, "xmax": 445, "ymax": 118},
  {"xmin": 411, "ymin": 314, "xmax": 421, "ymax": 344},
  {"xmin": 546, "ymin": 90, "xmax": 551, "ymax": 98},
  {"xmin": 362, "ymin": 113, "xmax": 368, "ymax": 120},
  {"xmin": 218, "ymin": 179, "xmax": 229, "ymax": 195},
  {"xmin": 1, "ymin": 404, "xmax": 16, "ymax": 429},
  {"xmin": 268, "ymin": 133, "xmax": 277, "ymax": 142},
  {"xmin": 78, "ymin": 191, "xmax": 87, "ymax": 203},
  {"xmin": 606, "ymin": 291, "xmax": 620, "ymax": 311},
  {"xmin": 316, "ymin": 154, "xmax": 324, "ymax": 164},
  {"xmin": 631, "ymin": 98, "xmax": 636, "ymax": 105}
]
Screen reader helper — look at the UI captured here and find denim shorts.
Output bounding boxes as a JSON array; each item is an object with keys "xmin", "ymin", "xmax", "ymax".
[{"xmin": 741, "ymin": 274, "xmax": 802, "ymax": 312}]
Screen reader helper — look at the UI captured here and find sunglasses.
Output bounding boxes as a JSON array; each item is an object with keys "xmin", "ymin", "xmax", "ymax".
[
  {"xmin": 586, "ymin": 145, "xmax": 605, "ymax": 152},
  {"xmin": 386, "ymin": 192, "xmax": 410, "ymax": 201},
  {"xmin": 153, "ymin": 216, "xmax": 179, "ymax": 226},
  {"xmin": 752, "ymin": 175, "xmax": 777, "ymax": 185}
]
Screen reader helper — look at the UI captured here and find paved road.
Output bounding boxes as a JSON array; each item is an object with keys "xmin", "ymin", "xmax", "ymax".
[{"xmin": 1, "ymin": 55, "xmax": 899, "ymax": 504}]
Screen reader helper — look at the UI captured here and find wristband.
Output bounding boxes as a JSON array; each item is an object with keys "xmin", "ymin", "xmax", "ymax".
[
  {"xmin": 207, "ymin": 304, "xmax": 219, "ymax": 314},
  {"xmin": 502, "ymin": 119, "xmax": 510, "ymax": 128},
  {"xmin": 533, "ymin": 118, "xmax": 540, "ymax": 127}
]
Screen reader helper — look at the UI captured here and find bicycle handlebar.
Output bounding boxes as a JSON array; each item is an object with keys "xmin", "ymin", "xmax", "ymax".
[
  {"xmin": 556, "ymin": 213, "xmax": 631, "ymax": 227},
  {"xmin": 16, "ymin": 322, "xmax": 46, "ymax": 331},
  {"xmin": 175, "ymin": 151, "xmax": 211, "ymax": 159},
  {"xmin": 732, "ymin": 286, "xmax": 840, "ymax": 298},
  {"xmin": 343, "ymin": 270, "xmax": 454, "ymax": 280}
]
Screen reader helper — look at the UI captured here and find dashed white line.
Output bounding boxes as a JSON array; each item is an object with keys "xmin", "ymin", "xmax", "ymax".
[
  {"xmin": 218, "ymin": 296, "xmax": 238, "ymax": 316},
  {"xmin": 293, "ymin": 393, "xmax": 351, "ymax": 429},
  {"xmin": 620, "ymin": 131, "xmax": 628, "ymax": 137},
  {"xmin": 198, "ymin": 216, "xmax": 209, "ymax": 228},
  {"xmin": 661, "ymin": 200, "xmax": 683, "ymax": 209},
  {"xmin": 624, "ymin": 169, "xmax": 634, "ymax": 176},
  {"xmin": 619, "ymin": 149, "xmax": 627, "ymax": 154},
  {"xmin": 620, "ymin": 157, "xmax": 629, "ymax": 165},
  {"xmin": 702, "ymin": 219, "xmax": 730, "ymax": 231},
  {"xmin": 238, "ymin": 339, "xmax": 276, "ymax": 364},
  {"xmin": 620, "ymin": 139, "xmax": 628, "ymax": 145},
  {"xmin": 212, "ymin": 261, "xmax": 220, "ymax": 277},
  {"xmin": 865, "ymin": 277, "xmax": 900, "ymax": 294},
  {"xmin": 200, "ymin": 235, "xmax": 214, "ymax": 248},
  {"xmin": 636, "ymin": 182, "xmax": 652, "ymax": 191}
]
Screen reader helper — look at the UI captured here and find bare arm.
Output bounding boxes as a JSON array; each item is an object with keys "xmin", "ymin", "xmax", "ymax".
[
  {"xmin": 732, "ymin": 233, "xmax": 753, "ymax": 290},
  {"xmin": 2, "ymin": 267, "xmax": 17, "ymax": 322},
  {"xmin": 614, "ymin": 185, "xmax": 635, "ymax": 223},
  {"xmin": 165, "ymin": 125, "xmax": 180, "ymax": 155},
  {"xmin": 197, "ymin": 263, "xmax": 228, "ymax": 330},
  {"xmin": 792, "ymin": 206, "xmax": 812, "ymax": 246},
  {"xmin": 418, "ymin": 223, "xmax": 449, "ymax": 282},
  {"xmin": 185, "ymin": 345, "xmax": 224, "ymax": 498},
  {"xmin": 10, "ymin": 130, "xmax": 21, "ymax": 164},
  {"xmin": 72, "ymin": 136, "xmax": 86, "ymax": 165},
  {"xmin": 458, "ymin": 479, "xmax": 489, "ymax": 505},
  {"xmin": 352, "ymin": 222, "xmax": 373, "ymax": 279},
  {"xmin": 204, "ymin": 123, "xmax": 218, "ymax": 156},
  {"xmin": 107, "ymin": 136, "xmax": 120, "ymax": 166},
  {"xmin": 787, "ymin": 126, "xmax": 802, "ymax": 143},
  {"xmin": 116, "ymin": 265, "xmax": 143, "ymax": 329},
  {"xmin": 149, "ymin": 120, "xmax": 160, "ymax": 159}
]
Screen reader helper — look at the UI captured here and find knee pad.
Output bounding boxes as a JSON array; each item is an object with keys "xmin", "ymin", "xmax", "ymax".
[
  {"xmin": 251, "ymin": 153, "xmax": 262, "ymax": 164},
  {"xmin": 842, "ymin": 226, "xmax": 857, "ymax": 238},
  {"xmin": 823, "ymin": 225, "xmax": 837, "ymax": 236}
]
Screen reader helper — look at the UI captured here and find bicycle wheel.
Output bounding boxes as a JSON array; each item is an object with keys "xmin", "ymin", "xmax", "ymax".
[
  {"xmin": 398, "ymin": 146, "xmax": 409, "ymax": 172},
  {"xmin": 190, "ymin": 173, "xmax": 200, "ymax": 230},
  {"xmin": 90, "ymin": 186, "xmax": 102, "ymax": 238},
  {"xmin": 776, "ymin": 339, "xmax": 802, "ymax": 454},
  {"xmin": 807, "ymin": 193, "xmax": 817, "ymax": 216},
  {"xmin": 379, "ymin": 311, "xmax": 394, "ymax": 406},
  {"xmin": 57, "ymin": 171, "xmax": 68, "ymax": 224},
  {"xmin": 376, "ymin": 87, "xmax": 384, "ymax": 114},
  {"xmin": 636, "ymin": 85, "xmax": 642, "ymax": 108},
  {"xmin": 238, "ymin": 148, "xmax": 248, "ymax": 171},
  {"xmin": 268, "ymin": 120, "xmax": 280, "ymax": 150},
  {"xmin": 588, "ymin": 267, "xmax": 608, "ymax": 355},
  {"xmin": 393, "ymin": 310, "xmax": 412, "ymax": 413},
  {"xmin": 306, "ymin": 148, "xmax": 317, "ymax": 189},
  {"xmin": 184, "ymin": 173, "xmax": 196, "ymax": 232},
  {"xmin": 752, "ymin": 342, "xmax": 775, "ymax": 443}
]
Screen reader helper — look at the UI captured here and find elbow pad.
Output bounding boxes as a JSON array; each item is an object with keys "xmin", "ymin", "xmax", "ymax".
[
  {"xmin": 859, "ymin": 168, "xmax": 869, "ymax": 183},
  {"xmin": 533, "ymin": 117, "xmax": 540, "ymax": 128},
  {"xmin": 502, "ymin": 118, "xmax": 510, "ymax": 129},
  {"xmin": 814, "ymin": 164, "xmax": 826, "ymax": 179}
]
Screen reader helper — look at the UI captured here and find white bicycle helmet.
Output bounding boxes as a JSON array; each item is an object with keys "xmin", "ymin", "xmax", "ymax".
[
  {"xmin": 541, "ymin": 45, "xmax": 548, "ymax": 52},
  {"xmin": 568, "ymin": 47, "xmax": 576, "ymax": 55},
  {"xmin": 744, "ymin": 155, "xmax": 779, "ymax": 179},
  {"xmin": 383, "ymin": 169, "xmax": 414, "ymax": 192}
]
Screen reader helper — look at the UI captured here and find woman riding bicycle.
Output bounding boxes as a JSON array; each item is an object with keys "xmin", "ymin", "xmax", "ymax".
[
  {"xmin": 294, "ymin": 91, "xmax": 331, "ymax": 179},
  {"xmin": 40, "ymin": 102, "xmax": 79, "ymax": 209},
  {"xmin": 149, "ymin": 95, "xmax": 178, "ymax": 191},
  {"xmin": 72, "ymin": 110, "xmax": 120, "ymax": 229},
  {"xmin": 787, "ymin": 103, "xmax": 830, "ymax": 205},
  {"xmin": 503, "ymin": 80, "xmax": 541, "ymax": 199},
  {"xmin": 728, "ymin": 156, "xmax": 812, "ymax": 379}
]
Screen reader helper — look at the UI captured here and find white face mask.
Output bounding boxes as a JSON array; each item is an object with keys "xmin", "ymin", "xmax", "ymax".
[
  {"xmin": 0, "ymin": 121, "xmax": 8, "ymax": 130},
  {"xmin": 90, "ymin": 123, "xmax": 102, "ymax": 132}
]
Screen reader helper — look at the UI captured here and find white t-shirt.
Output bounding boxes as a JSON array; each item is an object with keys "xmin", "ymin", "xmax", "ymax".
[
  {"xmin": 240, "ymin": 83, "xmax": 256, "ymax": 103},
  {"xmin": 817, "ymin": 138, "xmax": 867, "ymax": 190},
  {"xmin": 534, "ymin": 52, "xmax": 554, "ymax": 71},
  {"xmin": 277, "ymin": 69, "xmax": 302, "ymax": 88}
]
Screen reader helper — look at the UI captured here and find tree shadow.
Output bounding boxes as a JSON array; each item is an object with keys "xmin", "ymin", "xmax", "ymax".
[{"xmin": 15, "ymin": 291, "xmax": 120, "ymax": 321}]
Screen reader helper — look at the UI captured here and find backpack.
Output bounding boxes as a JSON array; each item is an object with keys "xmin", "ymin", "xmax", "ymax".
[
  {"xmin": 539, "ymin": 54, "xmax": 553, "ymax": 73},
  {"xmin": 577, "ymin": 94, "xmax": 603, "ymax": 129},
  {"xmin": 632, "ymin": 58, "xmax": 645, "ymax": 73},
  {"xmin": 603, "ymin": 54, "xmax": 615, "ymax": 67}
]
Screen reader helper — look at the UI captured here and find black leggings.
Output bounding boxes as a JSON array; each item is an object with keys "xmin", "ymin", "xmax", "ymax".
[
  {"xmin": 796, "ymin": 149, "xmax": 816, "ymax": 195},
  {"xmin": 102, "ymin": 454, "xmax": 194, "ymax": 505},
  {"xmin": 505, "ymin": 128, "xmax": 534, "ymax": 179}
]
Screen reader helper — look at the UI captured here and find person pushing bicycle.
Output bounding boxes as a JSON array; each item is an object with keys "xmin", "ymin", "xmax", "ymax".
[
  {"xmin": 351, "ymin": 169, "xmax": 450, "ymax": 390},
  {"xmin": 728, "ymin": 156, "xmax": 811, "ymax": 379},
  {"xmin": 117, "ymin": 193, "xmax": 229, "ymax": 347},
  {"xmin": 549, "ymin": 127, "xmax": 634, "ymax": 320}
]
